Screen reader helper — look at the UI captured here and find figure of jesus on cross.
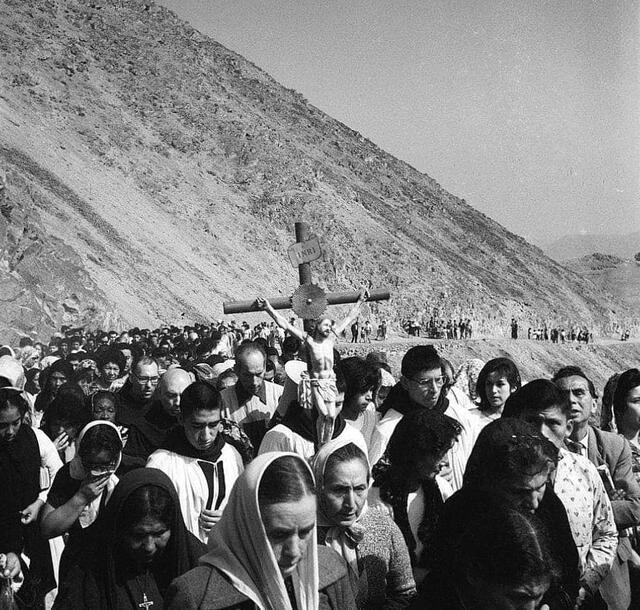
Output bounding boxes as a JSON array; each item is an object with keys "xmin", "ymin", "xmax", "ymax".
[{"xmin": 256, "ymin": 289, "xmax": 369, "ymax": 446}]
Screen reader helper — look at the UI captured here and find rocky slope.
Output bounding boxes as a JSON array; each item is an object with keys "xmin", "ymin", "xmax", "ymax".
[
  {"xmin": 0, "ymin": 0, "xmax": 634, "ymax": 342},
  {"xmin": 565, "ymin": 254, "xmax": 640, "ymax": 312}
]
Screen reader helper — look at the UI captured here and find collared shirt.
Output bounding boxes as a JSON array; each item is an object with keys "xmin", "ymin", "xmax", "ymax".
[
  {"xmin": 553, "ymin": 448, "xmax": 617, "ymax": 593},
  {"xmin": 220, "ymin": 381, "xmax": 283, "ymax": 448}
]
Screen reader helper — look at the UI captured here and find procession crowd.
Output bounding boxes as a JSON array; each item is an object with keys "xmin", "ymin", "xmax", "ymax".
[{"xmin": 1, "ymin": 317, "xmax": 640, "ymax": 610}]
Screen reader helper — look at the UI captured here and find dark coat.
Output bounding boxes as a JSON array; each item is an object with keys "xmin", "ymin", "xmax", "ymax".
[{"xmin": 165, "ymin": 546, "xmax": 357, "ymax": 610}]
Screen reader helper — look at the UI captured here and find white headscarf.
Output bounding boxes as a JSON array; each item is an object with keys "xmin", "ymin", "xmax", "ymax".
[
  {"xmin": 201, "ymin": 452, "xmax": 319, "ymax": 610},
  {"xmin": 69, "ymin": 420, "xmax": 122, "ymax": 528},
  {"xmin": 311, "ymin": 434, "xmax": 370, "ymax": 584}
]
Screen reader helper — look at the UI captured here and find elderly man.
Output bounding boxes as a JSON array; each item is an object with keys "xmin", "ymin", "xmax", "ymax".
[
  {"xmin": 554, "ymin": 366, "xmax": 640, "ymax": 610},
  {"xmin": 122, "ymin": 368, "xmax": 193, "ymax": 469},
  {"xmin": 116, "ymin": 356, "xmax": 159, "ymax": 427},
  {"xmin": 219, "ymin": 342, "xmax": 283, "ymax": 448}
]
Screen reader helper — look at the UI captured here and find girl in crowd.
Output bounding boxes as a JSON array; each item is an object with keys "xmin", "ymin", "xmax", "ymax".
[
  {"xmin": 41, "ymin": 386, "xmax": 91, "ymax": 463},
  {"xmin": 166, "ymin": 452, "xmax": 357, "ymax": 609},
  {"xmin": 468, "ymin": 357, "xmax": 521, "ymax": 429},
  {"xmin": 462, "ymin": 418, "xmax": 579, "ymax": 609},
  {"xmin": 313, "ymin": 438, "xmax": 416, "ymax": 608},
  {"xmin": 53, "ymin": 468, "xmax": 206, "ymax": 610},
  {"xmin": 378, "ymin": 409, "xmax": 461, "ymax": 573},
  {"xmin": 41, "ymin": 421, "xmax": 122, "ymax": 580},
  {"xmin": 411, "ymin": 492, "xmax": 558, "ymax": 609}
]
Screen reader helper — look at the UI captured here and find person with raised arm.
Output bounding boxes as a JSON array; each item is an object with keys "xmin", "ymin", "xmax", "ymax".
[{"xmin": 256, "ymin": 289, "xmax": 368, "ymax": 446}]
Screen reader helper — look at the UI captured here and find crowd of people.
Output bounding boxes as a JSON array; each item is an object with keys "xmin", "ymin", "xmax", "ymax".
[
  {"xmin": 1, "ymin": 314, "xmax": 640, "ymax": 610},
  {"xmin": 510, "ymin": 319, "xmax": 595, "ymax": 344},
  {"xmin": 402, "ymin": 318, "xmax": 474, "ymax": 339}
]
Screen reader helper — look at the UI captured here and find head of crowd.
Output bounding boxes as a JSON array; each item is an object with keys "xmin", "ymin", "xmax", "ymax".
[{"xmin": 0, "ymin": 319, "xmax": 639, "ymax": 610}]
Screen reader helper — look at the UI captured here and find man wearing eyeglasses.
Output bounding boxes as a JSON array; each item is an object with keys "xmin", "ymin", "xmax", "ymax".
[
  {"xmin": 369, "ymin": 345, "xmax": 478, "ymax": 491},
  {"xmin": 116, "ymin": 356, "xmax": 159, "ymax": 427}
]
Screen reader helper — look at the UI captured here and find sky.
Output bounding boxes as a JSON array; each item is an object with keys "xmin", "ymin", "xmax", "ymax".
[{"xmin": 159, "ymin": 0, "xmax": 639, "ymax": 243}]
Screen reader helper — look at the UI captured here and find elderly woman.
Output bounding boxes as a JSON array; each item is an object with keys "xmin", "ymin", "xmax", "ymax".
[
  {"xmin": 53, "ymin": 468, "xmax": 206, "ymax": 609},
  {"xmin": 166, "ymin": 452, "xmax": 356, "ymax": 609},
  {"xmin": 312, "ymin": 437, "xmax": 416, "ymax": 609}
]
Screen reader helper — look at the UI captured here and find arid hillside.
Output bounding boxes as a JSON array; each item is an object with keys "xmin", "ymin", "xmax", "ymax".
[
  {"xmin": 0, "ymin": 0, "xmax": 634, "ymax": 342},
  {"xmin": 564, "ymin": 254, "xmax": 640, "ymax": 313}
]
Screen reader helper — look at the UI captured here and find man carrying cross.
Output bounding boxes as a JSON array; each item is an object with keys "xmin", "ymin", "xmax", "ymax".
[{"xmin": 256, "ymin": 288, "xmax": 368, "ymax": 446}]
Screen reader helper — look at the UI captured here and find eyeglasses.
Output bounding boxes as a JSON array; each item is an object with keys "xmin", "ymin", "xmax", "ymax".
[
  {"xmin": 133, "ymin": 373, "xmax": 159, "ymax": 385},
  {"xmin": 408, "ymin": 375, "xmax": 445, "ymax": 388}
]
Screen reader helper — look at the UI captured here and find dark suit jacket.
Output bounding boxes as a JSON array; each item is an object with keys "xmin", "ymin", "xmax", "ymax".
[
  {"xmin": 587, "ymin": 426, "xmax": 640, "ymax": 529},
  {"xmin": 586, "ymin": 426, "xmax": 638, "ymax": 609}
]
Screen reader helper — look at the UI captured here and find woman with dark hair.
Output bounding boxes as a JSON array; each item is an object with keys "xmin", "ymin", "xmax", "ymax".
[
  {"xmin": 33, "ymin": 359, "xmax": 74, "ymax": 425},
  {"xmin": 337, "ymin": 357, "xmax": 381, "ymax": 451},
  {"xmin": 53, "ymin": 468, "xmax": 206, "ymax": 609},
  {"xmin": 41, "ymin": 421, "xmax": 123, "ymax": 579},
  {"xmin": 601, "ymin": 372, "xmax": 622, "ymax": 432},
  {"xmin": 41, "ymin": 385, "xmax": 92, "ymax": 463},
  {"xmin": 94, "ymin": 349, "xmax": 127, "ymax": 392},
  {"xmin": 313, "ymin": 438, "xmax": 416, "ymax": 608},
  {"xmin": 0, "ymin": 388, "xmax": 62, "ymax": 606},
  {"xmin": 411, "ymin": 492, "xmax": 559, "ymax": 609},
  {"xmin": 377, "ymin": 409, "xmax": 461, "ymax": 573},
  {"xmin": 166, "ymin": 452, "xmax": 357, "ymax": 609},
  {"xmin": 468, "ymin": 357, "xmax": 521, "ymax": 429},
  {"xmin": 461, "ymin": 418, "xmax": 579, "ymax": 609},
  {"xmin": 613, "ymin": 369, "xmax": 640, "ymax": 460}
]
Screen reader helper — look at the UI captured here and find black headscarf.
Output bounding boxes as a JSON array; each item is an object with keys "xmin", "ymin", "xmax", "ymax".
[
  {"xmin": 0, "ymin": 423, "xmax": 40, "ymax": 553},
  {"xmin": 55, "ymin": 468, "xmax": 205, "ymax": 610}
]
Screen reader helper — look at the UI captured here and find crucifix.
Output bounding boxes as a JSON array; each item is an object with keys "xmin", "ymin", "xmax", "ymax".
[
  {"xmin": 138, "ymin": 593, "xmax": 153, "ymax": 609},
  {"xmin": 223, "ymin": 222, "xmax": 390, "ymax": 446}
]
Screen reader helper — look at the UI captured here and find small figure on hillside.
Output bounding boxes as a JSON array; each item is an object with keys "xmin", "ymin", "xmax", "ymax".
[{"xmin": 256, "ymin": 289, "xmax": 369, "ymax": 446}]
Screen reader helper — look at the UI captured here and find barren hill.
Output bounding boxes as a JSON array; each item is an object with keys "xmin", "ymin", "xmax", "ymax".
[
  {"xmin": 0, "ymin": 0, "xmax": 633, "ymax": 342},
  {"xmin": 565, "ymin": 254, "xmax": 640, "ymax": 312}
]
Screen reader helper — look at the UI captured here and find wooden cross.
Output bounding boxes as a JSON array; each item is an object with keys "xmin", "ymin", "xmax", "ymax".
[{"xmin": 223, "ymin": 222, "xmax": 390, "ymax": 325}]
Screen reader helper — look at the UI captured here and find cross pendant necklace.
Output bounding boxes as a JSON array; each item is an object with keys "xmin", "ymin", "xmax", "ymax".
[{"xmin": 139, "ymin": 592, "xmax": 153, "ymax": 609}]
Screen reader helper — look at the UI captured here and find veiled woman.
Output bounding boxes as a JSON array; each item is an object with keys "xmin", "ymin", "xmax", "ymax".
[
  {"xmin": 53, "ymin": 468, "xmax": 206, "ymax": 609},
  {"xmin": 166, "ymin": 452, "xmax": 356, "ymax": 609},
  {"xmin": 312, "ymin": 437, "xmax": 416, "ymax": 608}
]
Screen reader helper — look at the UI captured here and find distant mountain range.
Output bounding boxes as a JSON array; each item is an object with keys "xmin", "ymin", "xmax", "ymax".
[
  {"xmin": 0, "ymin": 0, "xmax": 635, "ymax": 342},
  {"xmin": 540, "ymin": 231, "xmax": 640, "ymax": 262}
]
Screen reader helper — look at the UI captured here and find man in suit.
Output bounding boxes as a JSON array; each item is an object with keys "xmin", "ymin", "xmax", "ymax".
[{"xmin": 554, "ymin": 366, "xmax": 640, "ymax": 610}]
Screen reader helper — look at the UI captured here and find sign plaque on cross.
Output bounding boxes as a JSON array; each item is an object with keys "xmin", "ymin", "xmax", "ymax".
[{"xmin": 223, "ymin": 222, "xmax": 390, "ymax": 322}]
